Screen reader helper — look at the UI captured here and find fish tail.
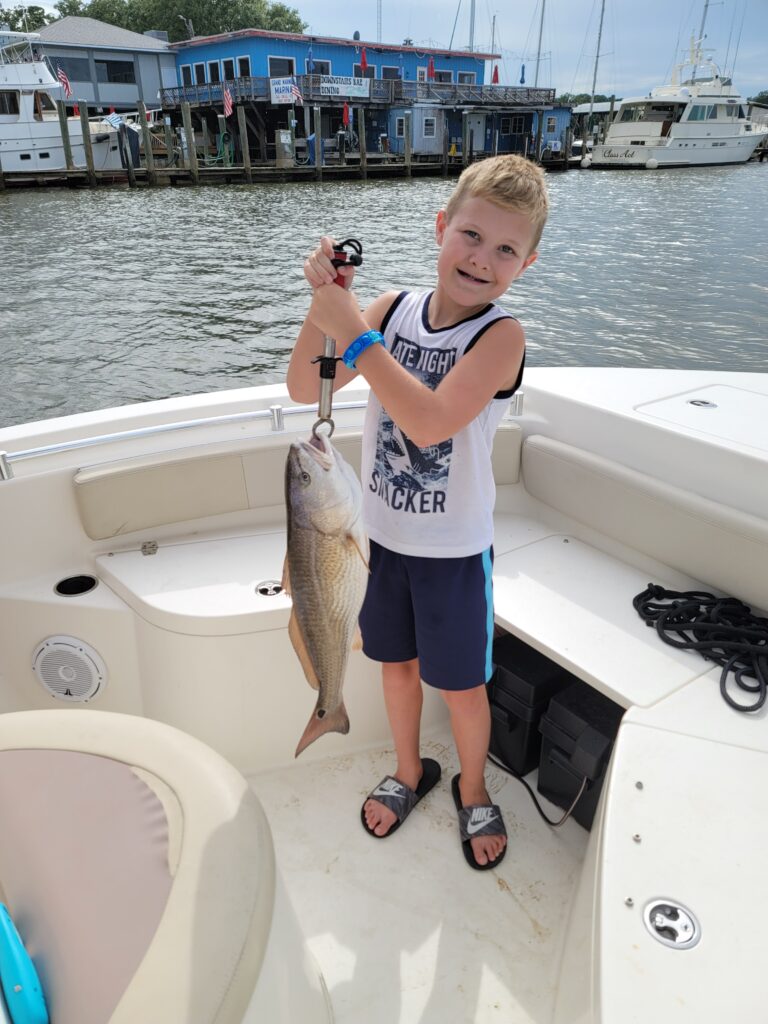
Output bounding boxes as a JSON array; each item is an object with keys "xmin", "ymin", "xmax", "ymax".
[{"xmin": 295, "ymin": 700, "xmax": 350, "ymax": 758}]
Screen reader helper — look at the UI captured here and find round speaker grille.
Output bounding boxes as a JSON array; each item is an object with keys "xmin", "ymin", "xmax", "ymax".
[{"xmin": 32, "ymin": 636, "xmax": 107, "ymax": 702}]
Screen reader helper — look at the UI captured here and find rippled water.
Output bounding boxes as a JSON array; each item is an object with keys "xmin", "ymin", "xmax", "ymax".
[{"xmin": 1, "ymin": 163, "xmax": 766, "ymax": 427}]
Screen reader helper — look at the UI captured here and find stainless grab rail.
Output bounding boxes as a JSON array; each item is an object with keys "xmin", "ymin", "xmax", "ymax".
[{"xmin": 0, "ymin": 400, "xmax": 368, "ymax": 480}]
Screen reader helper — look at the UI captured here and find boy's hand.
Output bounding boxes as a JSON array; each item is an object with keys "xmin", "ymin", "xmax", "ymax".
[
  {"xmin": 307, "ymin": 281, "xmax": 367, "ymax": 344},
  {"xmin": 304, "ymin": 236, "xmax": 356, "ymax": 290}
]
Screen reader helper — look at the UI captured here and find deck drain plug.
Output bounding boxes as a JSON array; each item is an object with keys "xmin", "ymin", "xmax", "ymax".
[
  {"xmin": 256, "ymin": 580, "xmax": 283, "ymax": 597},
  {"xmin": 643, "ymin": 900, "xmax": 700, "ymax": 950}
]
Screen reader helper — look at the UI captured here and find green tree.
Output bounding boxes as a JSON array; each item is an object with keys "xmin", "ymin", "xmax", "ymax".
[
  {"xmin": 748, "ymin": 90, "xmax": 768, "ymax": 105},
  {"xmin": 52, "ymin": 0, "xmax": 305, "ymax": 40},
  {"xmin": 555, "ymin": 92, "xmax": 614, "ymax": 106},
  {"xmin": 0, "ymin": 3, "xmax": 55, "ymax": 30}
]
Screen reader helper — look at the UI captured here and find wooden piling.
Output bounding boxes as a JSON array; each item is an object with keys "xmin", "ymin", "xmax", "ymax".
[
  {"xmin": 119, "ymin": 123, "xmax": 136, "ymax": 187},
  {"xmin": 0, "ymin": 153, "xmax": 5, "ymax": 190},
  {"xmin": 201, "ymin": 118, "xmax": 211, "ymax": 163},
  {"xmin": 404, "ymin": 111, "xmax": 412, "ymax": 177},
  {"xmin": 181, "ymin": 102, "xmax": 199, "ymax": 184},
  {"xmin": 358, "ymin": 106, "xmax": 367, "ymax": 179},
  {"xmin": 534, "ymin": 111, "xmax": 544, "ymax": 162},
  {"xmin": 442, "ymin": 118, "xmax": 449, "ymax": 177},
  {"xmin": 137, "ymin": 102, "xmax": 156, "ymax": 185},
  {"xmin": 56, "ymin": 100, "xmax": 75, "ymax": 170},
  {"xmin": 236, "ymin": 105, "xmax": 252, "ymax": 183},
  {"xmin": 78, "ymin": 103, "xmax": 97, "ymax": 187},
  {"xmin": 163, "ymin": 118, "xmax": 175, "ymax": 167},
  {"xmin": 313, "ymin": 105, "xmax": 322, "ymax": 181},
  {"xmin": 461, "ymin": 113, "xmax": 469, "ymax": 168}
]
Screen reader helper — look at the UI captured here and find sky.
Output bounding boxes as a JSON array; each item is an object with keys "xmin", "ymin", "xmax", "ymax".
[{"xmin": 294, "ymin": 0, "xmax": 768, "ymax": 100}]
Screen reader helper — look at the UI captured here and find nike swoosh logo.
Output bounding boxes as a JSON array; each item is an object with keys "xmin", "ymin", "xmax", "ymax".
[
  {"xmin": 466, "ymin": 814, "xmax": 499, "ymax": 835},
  {"xmin": 373, "ymin": 785, "xmax": 405, "ymax": 799}
]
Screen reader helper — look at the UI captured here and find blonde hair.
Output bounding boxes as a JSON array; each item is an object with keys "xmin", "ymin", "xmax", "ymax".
[{"xmin": 444, "ymin": 155, "xmax": 549, "ymax": 252}]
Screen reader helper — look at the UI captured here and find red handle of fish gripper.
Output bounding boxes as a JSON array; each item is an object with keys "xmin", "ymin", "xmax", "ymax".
[{"xmin": 331, "ymin": 238, "xmax": 363, "ymax": 287}]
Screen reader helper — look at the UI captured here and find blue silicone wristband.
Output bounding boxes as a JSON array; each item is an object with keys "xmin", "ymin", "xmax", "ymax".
[{"xmin": 341, "ymin": 330, "xmax": 384, "ymax": 370}]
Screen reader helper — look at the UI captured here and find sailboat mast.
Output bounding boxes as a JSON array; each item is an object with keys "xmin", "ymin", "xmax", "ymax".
[
  {"xmin": 469, "ymin": 0, "xmax": 475, "ymax": 50},
  {"xmin": 534, "ymin": 0, "xmax": 546, "ymax": 87},
  {"xmin": 587, "ymin": 0, "xmax": 606, "ymax": 132},
  {"xmin": 691, "ymin": 0, "xmax": 710, "ymax": 82}
]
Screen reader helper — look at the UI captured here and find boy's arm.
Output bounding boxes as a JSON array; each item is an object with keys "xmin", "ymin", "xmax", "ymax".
[
  {"xmin": 286, "ymin": 290, "xmax": 401, "ymax": 404},
  {"xmin": 307, "ymin": 284, "xmax": 524, "ymax": 448}
]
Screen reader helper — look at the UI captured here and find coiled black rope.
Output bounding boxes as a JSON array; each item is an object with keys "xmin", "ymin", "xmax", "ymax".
[{"xmin": 633, "ymin": 584, "xmax": 768, "ymax": 713}]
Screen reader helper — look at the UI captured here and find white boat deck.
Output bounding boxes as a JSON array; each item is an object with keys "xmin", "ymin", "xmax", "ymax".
[{"xmin": 250, "ymin": 728, "xmax": 588, "ymax": 1024}]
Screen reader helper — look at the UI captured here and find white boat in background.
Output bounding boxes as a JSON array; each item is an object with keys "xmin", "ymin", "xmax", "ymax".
[
  {"xmin": 0, "ymin": 30, "xmax": 124, "ymax": 174},
  {"xmin": 1, "ymin": 364, "xmax": 767, "ymax": 1022},
  {"xmin": 587, "ymin": 36, "xmax": 767, "ymax": 169}
]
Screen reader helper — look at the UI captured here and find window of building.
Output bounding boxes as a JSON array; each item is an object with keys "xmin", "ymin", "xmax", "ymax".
[
  {"xmin": 238, "ymin": 56, "xmax": 252, "ymax": 77},
  {"xmin": 180, "ymin": 65, "xmax": 192, "ymax": 86},
  {"xmin": 207, "ymin": 61, "xmax": 220, "ymax": 83},
  {"xmin": 0, "ymin": 90, "xmax": 19, "ymax": 116},
  {"xmin": 95, "ymin": 59, "xmax": 136, "ymax": 84},
  {"xmin": 222, "ymin": 59, "xmax": 235, "ymax": 81},
  {"xmin": 458, "ymin": 72, "xmax": 476, "ymax": 84},
  {"xmin": 193, "ymin": 62, "xmax": 205, "ymax": 85},
  {"xmin": 267, "ymin": 56, "xmax": 292, "ymax": 77},
  {"xmin": 500, "ymin": 116, "xmax": 511, "ymax": 135},
  {"xmin": 423, "ymin": 116, "xmax": 436, "ymax": 137},
  {"xmin": 434, "ymin": 70, "xmax": 452, "ymax": 83},
  {"xmin": 381, "ymin": 65, "xmax": 400, "ymax": 80},
  {"xmin": 512, "ymin": 115, "xmax": 525, "ymax": 133},
  {"xmin": 395, "ymin": 116, "xmax": 405, "ymax": 137},
  {"xmin": 353, "ymin": 63, "xmax": 376, "ymax": 79},
  {"xmin": 54, "ymin": 56, "xmax": 90, "ymax": 81},
  {"xmin": 306, "ymin": 58, "xmax": 330, "ymax": 75},
  {"xmin": 546, "ymin": 116, "xmax": 557, "ymax": 132},
  {"xmin": 417, "ymin": 67, "xmax": 426, "ymax": 82}
]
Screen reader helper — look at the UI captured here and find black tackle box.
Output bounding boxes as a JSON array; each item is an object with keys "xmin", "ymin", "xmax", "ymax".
[
  {"xmin": 488, "ymin": 633, "xmax": 578, "ymax": 777},
  {"xmin": 537, "ymin": 681, "xmax": 624, "ymax": 830}
]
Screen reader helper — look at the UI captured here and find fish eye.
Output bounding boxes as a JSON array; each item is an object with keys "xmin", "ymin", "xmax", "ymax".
[{"xmin": 300, "ymin": 471, "xmax": 311, "ymax": 484}]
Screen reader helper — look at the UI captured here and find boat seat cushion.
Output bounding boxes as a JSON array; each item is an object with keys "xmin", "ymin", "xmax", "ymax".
[
  {"xmin": 0, "ymin": 710, "xmax": 274, "ymax": 1024},
  {"xmin": 72, "ymin": 423, "xmax": 522, "ymax": 540},
  {"xmin": 521, "ymin": 434, "xmax": 768, "ymax": 613}
]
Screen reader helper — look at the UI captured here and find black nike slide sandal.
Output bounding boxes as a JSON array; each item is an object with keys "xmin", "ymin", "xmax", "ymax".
[
  {"xmin": 361, "ymin": 757, "xmax": 441, "ymax": 838},
  {"xmin": 451, "ymin": 773, "xmax": 507, "ymax": 871}
]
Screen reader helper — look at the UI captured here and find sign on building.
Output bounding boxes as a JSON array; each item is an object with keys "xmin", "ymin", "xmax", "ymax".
[{"xmin": 318, "ymin": 76, "xmax": 371, "ymax": 98}]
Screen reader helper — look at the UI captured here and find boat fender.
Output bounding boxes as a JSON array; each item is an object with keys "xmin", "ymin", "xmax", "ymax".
[
  {"xmin": 0, "ymin": 905, "xmax": 48, "ymax": 1024},
  {"xmin": 580, "ymin": 156, "xmax": 592, "ymax": 168},
  {"xmin": 645, "ymin": 158, "xmax": 659, "ymax": 170}
]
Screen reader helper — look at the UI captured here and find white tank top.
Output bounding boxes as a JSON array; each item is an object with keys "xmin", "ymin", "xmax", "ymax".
[{"xmin": 361, "ymin": 290, "xmax": 523, "ymax": 558}]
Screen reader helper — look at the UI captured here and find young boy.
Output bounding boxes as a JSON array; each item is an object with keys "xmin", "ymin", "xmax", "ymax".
[{"xmin": 287, "ymin": 155, "xmax": 548, "ymax": 869}]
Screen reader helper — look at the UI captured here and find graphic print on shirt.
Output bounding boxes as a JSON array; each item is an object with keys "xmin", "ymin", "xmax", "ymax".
[{"xmin": 370, "ymin": 333, "xmax": 457, "ymax": 514}]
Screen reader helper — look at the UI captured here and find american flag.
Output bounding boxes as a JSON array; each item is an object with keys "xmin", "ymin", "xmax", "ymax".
[
  {"xmin": 56, "ymin": 65, "xmax": 73, "ymax": 99},
  {"xmin": 291, "ymin": 79, "xmax": 303, "ymax": 106},
  {"xmin": 223, "ymin": 84, "xmax": 233, "ymax": 118}
]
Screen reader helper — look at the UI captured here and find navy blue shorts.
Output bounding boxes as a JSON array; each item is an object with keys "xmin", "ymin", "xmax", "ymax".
[{"xmin": 359, "ymin": 540, "xmax": 495, "ymax": 691}]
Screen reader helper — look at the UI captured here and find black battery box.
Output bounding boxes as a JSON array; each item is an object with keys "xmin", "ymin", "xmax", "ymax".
[
  {"xmin": 488, "ymin": 633, "xmax": 578, "ymax": 777},
  {"xmin": 537, "ymin": 681, "xmax": 624, "ymax": 830}
]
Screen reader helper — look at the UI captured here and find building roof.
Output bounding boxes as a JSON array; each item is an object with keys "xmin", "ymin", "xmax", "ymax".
[
  {"xmin": 571, "ymin": 101, "xmax": 619, "ymax": 114},
  {"xmin": 39, "ymin": 17, "xmax": 169, "ymax": 52},
  {"xmin": 171, "ymin": 28, "xmax": 497, "ymax": 61}
]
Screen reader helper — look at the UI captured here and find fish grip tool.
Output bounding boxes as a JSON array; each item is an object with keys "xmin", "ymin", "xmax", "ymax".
[{"xmin": 312, "ymin": 238, "xmax": 363, "ymax": 439}]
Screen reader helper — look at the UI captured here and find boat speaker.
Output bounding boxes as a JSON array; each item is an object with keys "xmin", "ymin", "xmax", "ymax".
[{"xmin": 32, "ymin": 636, "xmax": 107, "ymax": 702}]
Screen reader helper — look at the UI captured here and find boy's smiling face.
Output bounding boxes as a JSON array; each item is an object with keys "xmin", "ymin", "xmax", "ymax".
[{"xmin": 435, "ymin": 196, "xmax": 538, "ymax": 309}]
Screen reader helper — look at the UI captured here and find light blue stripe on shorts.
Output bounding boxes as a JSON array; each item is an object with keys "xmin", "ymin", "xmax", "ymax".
[{"xmin": 482, "ymin": 546, "xmax": 494, "ymax": 682}]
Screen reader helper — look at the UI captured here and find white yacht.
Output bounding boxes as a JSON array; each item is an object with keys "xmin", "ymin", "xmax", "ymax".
[
  {"xmin": 0, "ymin": 363, "xmax": 766, "ymax": 1023},
  {"xmin": 587, "ymin": 39, "xmax": 767, "ymax": 169},
  {"xmin": 0, "ymin": 30, "xmax": 123, "ymax": 174}
]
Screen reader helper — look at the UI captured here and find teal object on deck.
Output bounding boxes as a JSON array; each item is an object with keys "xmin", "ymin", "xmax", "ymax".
[{"xmin": 0, "ymin": 905, "xmax": 48, "ymax": 1024}]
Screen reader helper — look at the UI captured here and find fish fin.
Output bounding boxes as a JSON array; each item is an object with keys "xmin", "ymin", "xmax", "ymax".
[
  {"xmin": 295, "ymin": 701, "xmax": 350, "ymax": 758},
  {"xmin": 281, "ymin": 556, "xmax": 292, "ymax": 597},
  {"xmin": 351, "ymin": 624, "xmax": 363, "ymax": 651},
  {"xmin": 288, "ymin": 610, "xmax": 321, "ymax": 690},
  {"xmin": 346, "ymin": 531, "xmax": 370, "ymax": 572}
]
